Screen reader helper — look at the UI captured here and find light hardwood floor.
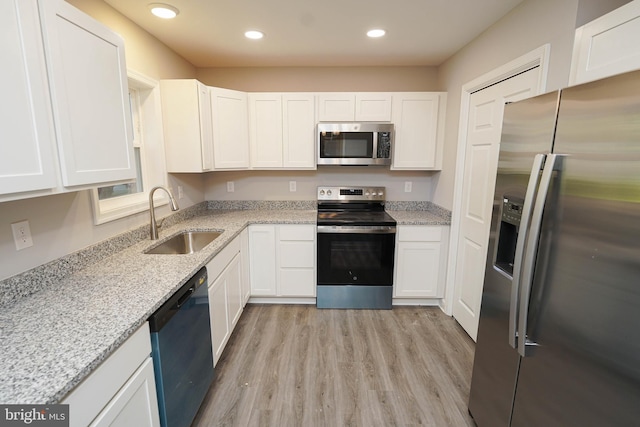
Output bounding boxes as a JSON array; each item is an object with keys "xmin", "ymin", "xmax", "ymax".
[{"xmin": 193, "ymin": 305, "xmax": 476, "ymax": 427}]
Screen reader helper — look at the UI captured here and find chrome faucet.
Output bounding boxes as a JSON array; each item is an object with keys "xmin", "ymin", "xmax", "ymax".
[{"xmin": 149, "ymin": 186, "xmax": 179, "ymax": 240}]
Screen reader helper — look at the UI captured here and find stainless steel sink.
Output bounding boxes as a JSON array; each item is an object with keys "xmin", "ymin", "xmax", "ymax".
[{"xmin": 144, "ymin": 230, "xmax": 222, "ymax": 255}]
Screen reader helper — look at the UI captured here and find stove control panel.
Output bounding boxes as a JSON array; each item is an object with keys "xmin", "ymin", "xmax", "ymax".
[{"xmin": 317, "ymin": 186, "xmax": 386, "ymax": 201}]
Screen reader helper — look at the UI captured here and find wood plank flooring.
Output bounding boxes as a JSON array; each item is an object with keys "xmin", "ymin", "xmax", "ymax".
[{"xmin": 193, "ymin": 305, "xmax": 476, "ymax": 427}]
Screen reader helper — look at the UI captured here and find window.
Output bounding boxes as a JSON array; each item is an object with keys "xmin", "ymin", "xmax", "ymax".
[{"xmin": 90, "ymin": 71, "xmax": 168, "ymax": 224}]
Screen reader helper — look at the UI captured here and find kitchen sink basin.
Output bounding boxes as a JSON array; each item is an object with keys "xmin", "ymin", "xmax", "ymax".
[{"xmin": 144, "ymin": 230, "xmax": 222, "ymax": 255}]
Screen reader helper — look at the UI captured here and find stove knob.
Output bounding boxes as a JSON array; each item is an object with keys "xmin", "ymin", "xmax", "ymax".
[
  {"xmin": 378, "ymin": 191, "xmax": 384, "ymax": 196},
  {"xmin": 326, "ymin": 190, "xmax": 332, "ymax": 196},
  {"xmin": 319, "ymin": 190, "xmax": 325, "ymax": 196},
  {"xmin": 365, "ymin": 191, "xmax": 370, "ymax": 196}
]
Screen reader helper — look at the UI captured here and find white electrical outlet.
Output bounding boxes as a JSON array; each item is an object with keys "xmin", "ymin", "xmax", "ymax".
[
  {"xmin": 404, "ymin": 181, "xmax": 413, "ymax": 192},
  {"xmin": 11, "ymin": 220, "xmax": 33, "ymax": 251},
  {"xmin": 177, "ymin": 186, "xmax": 184, "ymax": 199},
  {"xmin": 289, "ymin": 181, "xmax": 297, "ymax": 192},
  {"xmin": 227, "ymin": 181, "xmax": 235, "ymax": 192}
]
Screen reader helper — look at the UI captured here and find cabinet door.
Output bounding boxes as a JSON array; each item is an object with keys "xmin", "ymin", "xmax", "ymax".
[
  {"xmin": 248, "ymin": 225, "xmax": 277, "ymax": 296},
  {"xmin": 240, "ymin": 228, "xmax": 251, "ymax": 305},
  {"xmin": 0, "ymin": 0, "xmax": 57, "ymax": 197},
  {"xmin": 90, "ymin": 358, "xmax": 160, "ymax": 427},
  {"xmin": 249, "ymin": 93, "xmax": 283, "ymax": 168},
  {"xmin": 394, "ymin": 241, "xmax": 442, "ymax": 298},
  {"xmin": 208, "ymin": 270, "xmax": 229, "ymax": 366},
  {"xmin": 570, "ymin": 1, "xmax": 640, "ymax": 85},
  {"xmin": 198, "ymin": 82, "xmax": 214, "ymax": 170},
  {"xmin": 391, "ymin": 92, "xmax": 446, "ymax": 170},
  {"xmin": 317, "ymin": 93, "xmax": 355, "ymax": 121},
  {"xmin": 226, "ymin": 254, "xmax": 243, "ymax": 329},
  {"xmin": 210, "ymin": 87, "xmax": 250, "ymax": 169},
  {"xmin": 283, "ymin": 94, "xmax": 316, "ymax": 169},
  {"xmin": 161, "ymin": 80, "xmax": 212, "ymax": 172},
  {"xmin": 355, "ymin": 93, "xmax": 392, "ymax": 121},
  {"xmin": 39, "ymin": 0, "xmax": 135, "ymax": 187}
]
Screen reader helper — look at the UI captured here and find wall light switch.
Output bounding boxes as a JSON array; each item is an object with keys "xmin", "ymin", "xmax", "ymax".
[
  {"xmin": 227, "ymin": 181, "xmax": 235, "ymax": 192},
  {"xmin": 289, "ymin": 181, "xmax": 297, "ymax": 192},
  {"xmin": 404, "ymin": 181, "xmax": 413, "ymax": 192},
  {"xmin": 11, "ymin": 220, "xmax": 33, "ymax": 251}
]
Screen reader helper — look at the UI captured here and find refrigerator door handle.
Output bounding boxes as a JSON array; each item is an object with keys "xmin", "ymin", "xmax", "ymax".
[
  {"xmin": 517, "ymin": 154, "xmax": 562, "ymax": 357},
  {"xmin": 509, "ymin": 153, "xmax": 546, "ymax": 349}
]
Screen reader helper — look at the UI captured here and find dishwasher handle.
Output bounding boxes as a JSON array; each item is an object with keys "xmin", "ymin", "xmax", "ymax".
[{"xmin": 175, "ymin": 287, "xmax": 195, "ymax": 309}]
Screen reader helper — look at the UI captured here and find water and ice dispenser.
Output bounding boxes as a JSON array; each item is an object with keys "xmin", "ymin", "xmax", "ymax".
[{"xmin": 495, "ymin": 196, "xmax": 524, "ymax": 276}]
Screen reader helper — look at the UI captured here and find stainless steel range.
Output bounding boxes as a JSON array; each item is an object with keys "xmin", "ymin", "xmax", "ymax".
[{"xmin": 316, "ymin": 186, "xmax": 396, "ymax": 309}]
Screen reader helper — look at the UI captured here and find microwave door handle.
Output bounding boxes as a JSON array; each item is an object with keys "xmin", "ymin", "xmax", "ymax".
[
  {"xmin": 509, "ymin": 153, "xmax": 546, "ymax": 349},
  {"xmin": 517, "ymin": 154, "xmax": 562, "ymax": 357},
  {"xmin": 372, "ymin": 131, "xmax": 379, "ymax": 159}
]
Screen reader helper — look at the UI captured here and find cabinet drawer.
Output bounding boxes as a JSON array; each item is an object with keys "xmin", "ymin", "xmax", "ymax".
[
  {"xmin": 207, "ymin": 236, "xmax": 240, "ymax": 280},
  {"xmin": 278, "ymin": 225, "xmax": 315, "ymax": 241},
  {"xmin": 397, "ymin": 226, "xmax": 442, "ymax": 242}
]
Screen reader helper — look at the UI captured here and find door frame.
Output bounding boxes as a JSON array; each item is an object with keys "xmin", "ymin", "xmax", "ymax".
[{"xmin": 441, "ymin": 44, "xmax": 551, "ymax": 317}]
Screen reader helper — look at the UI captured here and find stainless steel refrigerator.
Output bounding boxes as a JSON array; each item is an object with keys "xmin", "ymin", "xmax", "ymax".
[{"xmin": 468, "ymin": 69, "xmax": 640, "ymax": 426}]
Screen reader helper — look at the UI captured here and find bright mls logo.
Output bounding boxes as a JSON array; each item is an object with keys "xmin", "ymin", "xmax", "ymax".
[{"xmin": 0, "ymin": 405, "xmax": 68, "ymax": 426}]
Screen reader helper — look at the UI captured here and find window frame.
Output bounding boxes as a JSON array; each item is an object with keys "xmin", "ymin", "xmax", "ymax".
[{"xmin": 90, "ymin": 70, "xmax": 168, "ymax": 225}]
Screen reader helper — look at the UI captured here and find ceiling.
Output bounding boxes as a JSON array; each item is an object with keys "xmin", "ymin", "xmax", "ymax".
[{"xmin": 104, "ymin": 0, "xmax": 524, "ymax": 68}]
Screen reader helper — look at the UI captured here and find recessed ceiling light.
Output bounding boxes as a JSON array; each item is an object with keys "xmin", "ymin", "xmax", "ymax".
[
  {"xmin": 245, "ymin": 30, "xmax": 264, "ymax": 40},
  {"xmin": 149, "ymin": 3, "xmax": 179, "ymax": 19},
  {"xmin": 367, "ymin": 29, "xmax": 386, "ymax": 38}
]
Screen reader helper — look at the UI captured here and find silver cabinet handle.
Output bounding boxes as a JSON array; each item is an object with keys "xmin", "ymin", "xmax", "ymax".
[
  {"xmin": 509, "ymin": 154, "xmax": 546, "ymax": 349},
  {"xmin": 517, "ymin": 154, "xmax": 563, "ymax": 357}
]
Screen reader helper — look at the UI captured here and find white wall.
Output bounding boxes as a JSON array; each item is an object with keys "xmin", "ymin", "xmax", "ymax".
[{"xmin": 204, "ymin": 169, "xmax": 435, "ymax": 202}]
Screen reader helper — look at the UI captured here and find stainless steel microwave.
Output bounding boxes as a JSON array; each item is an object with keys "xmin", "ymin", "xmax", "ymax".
[{"xmin": 317, "ymin": 122, "xmax": 393, "ymax": 166}]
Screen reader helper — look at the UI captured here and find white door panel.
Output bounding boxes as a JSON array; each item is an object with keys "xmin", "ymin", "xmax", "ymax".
[{"xmin": 453, "ymin": 67, "xmax": 540, "ymax": 340}]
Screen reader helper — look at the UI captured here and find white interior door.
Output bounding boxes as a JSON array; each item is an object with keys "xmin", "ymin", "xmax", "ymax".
[{"xmin": 452, "ymin": 68, "xmax": 541, "ymax": 341}]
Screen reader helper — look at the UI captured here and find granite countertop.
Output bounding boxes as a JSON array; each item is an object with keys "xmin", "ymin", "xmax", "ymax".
[{"xmin": 0, "ymin": 204, "xmax": 450, "ymax": 404}]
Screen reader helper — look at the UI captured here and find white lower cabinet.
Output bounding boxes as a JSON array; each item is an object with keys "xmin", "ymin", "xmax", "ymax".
[
  {"xmin": 62, "ymin": 322, "xmax": 160, "ymax": 427},
  {"xmin": 249, "ymin": 224, "xmax": 316, "ymax": 298},
  {"xmin": 206, "ymin": 236, "xmax": 243, "ymax": 366},
  {"xmin": 239, "ymin": 228, "xmax": 251, "ymax": 305},
  {"xmin": 394, "ymin": 225, "xmax": 449, "ymax": 299}
]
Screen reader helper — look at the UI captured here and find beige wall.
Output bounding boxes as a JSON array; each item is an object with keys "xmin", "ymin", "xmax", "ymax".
[
  {"xmin": 0, "ymin": 0, "xmax": 199, "ymax": 281},
  {"xmin": 432, "ymin": 0, "xmax": 583, "ymax": 210},
  {"xmin": 66, "ymin": 0, "xmax": 195, "ymax": 80},
  {"xmin": 196, "ymin": 66, "xmax": 439, "ymax": 92}
]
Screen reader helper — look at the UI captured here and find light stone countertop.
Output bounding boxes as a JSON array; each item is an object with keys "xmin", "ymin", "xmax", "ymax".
[{"xmin": 0, "ymin": 205, "xmax": 449, "ymax": 404}]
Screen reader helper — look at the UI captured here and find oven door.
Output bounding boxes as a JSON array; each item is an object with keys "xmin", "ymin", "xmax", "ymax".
[{"xmin": 317, "ymin": 226, "xmax": 395, "ymax": 286}]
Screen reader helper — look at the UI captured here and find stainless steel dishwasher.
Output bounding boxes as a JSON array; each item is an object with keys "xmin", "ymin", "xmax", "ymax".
[{"xmin": 149, "ymin": 266, "xmax": 214, "ymax": 427}]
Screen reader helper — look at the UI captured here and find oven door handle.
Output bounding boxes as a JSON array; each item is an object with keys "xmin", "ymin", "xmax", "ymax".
[{"xmin": 317, "ymin": 225, "xmax": 397, "ymax": 234}]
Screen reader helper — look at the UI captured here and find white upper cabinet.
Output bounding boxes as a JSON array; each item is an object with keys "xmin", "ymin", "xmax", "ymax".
[
  {"xmin": 282, "ymin": 94, "xmax": 316, "ymax": 169},
  {"xmin": 249, "ymin": 93, "xmax": 316, "ymax": 169},
  {"xmin": 248, "ymin": 93, "xmax": 283, "ymax": 168},
  {"xmin": 39, "ymin": 0, "xmax": 135, "ymax": 187},
  {"xmin": 1, "ymin": 0, "xmax": 135, "ymax": 201},
  {"xmin": 317, "ymin": 92, "xmax": 392, "ymax": 122},
  {"xmin": 391, "ymin": 92, "xmax": 446, "ymax": 170},
  {"xmin": 0, "ymin": 0, "xmax": 57, "ymax": 196},
  {"xmin": 160, "ymin": 80, "xmax": 214, "ymax": 172},
  {"xmin": 210, "ymin": 87, "xmax": 250, "ymax": 169},
  {"xmin": 570, "ymin": 0, "xmax": 640, "ymax": 85}
]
